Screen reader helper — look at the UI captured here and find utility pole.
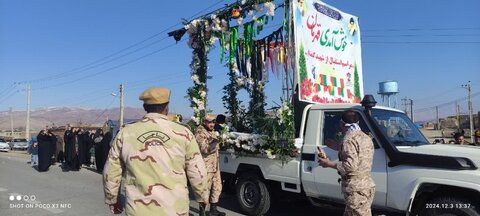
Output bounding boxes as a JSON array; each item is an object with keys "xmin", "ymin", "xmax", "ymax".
[
  {"xmin": 401, "ymin": 97, "xmax": 413, "ymax": 121},
  {"xmin": 401, "ymin": 97, "xmax": 408, "ymax": 113},
  {"xmin": 10, "ymin": 107, "xmax": 14, "ymax": 138},
  {"xmin": 462, "ymin": 81, "xmax": 474, "ymax": 143},
  {"xmin": 119, "ymin": 84, "xmax": 124, "ymax": 128},
  {"xmin": 436, "ymin": 106, "xmax": 439, "ymax": 130},
  {"xmin": 456, "ymin": 102, "xmax": 460, "ymax": 130},
  {"xmin": 409, "ymin": 99, "xmax": 414, "ymax": 121},
  {"xmin": 26, "ymin": 83, "xmax": 31, "ymax": 140}
]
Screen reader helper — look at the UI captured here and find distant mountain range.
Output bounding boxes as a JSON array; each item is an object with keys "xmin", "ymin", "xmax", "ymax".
[{"xmin": 0, "ymin": 107, "xmax": 146, "ymax": 130}]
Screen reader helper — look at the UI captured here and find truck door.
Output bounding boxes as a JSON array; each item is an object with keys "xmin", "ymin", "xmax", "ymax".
[{"xmin": 313, "ymin": 110, "xmax": 388, "ymax": 206}]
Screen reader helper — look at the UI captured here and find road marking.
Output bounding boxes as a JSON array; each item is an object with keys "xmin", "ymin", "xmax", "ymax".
[
  {"xmin": 10, "ymin": 193, "xmax": 64, "ymax": 214},
  {"xmin": 0, "ymin": 187, "xmax": 8, "ymax": 192}
]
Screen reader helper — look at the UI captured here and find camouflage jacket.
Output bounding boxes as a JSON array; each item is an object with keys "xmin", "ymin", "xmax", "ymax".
[
  {"xmin": 336, "ymin": 131, "xmax": 375, "ymax": 193},
  {"xmin": 103, "ymin": 113, "xmax": 207, "ymax": 216},
  {"xmin": 195, "ymin": 125, "xmax": 220, "ymax": 173}
]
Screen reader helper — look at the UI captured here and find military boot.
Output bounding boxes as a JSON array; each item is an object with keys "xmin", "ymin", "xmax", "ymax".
[{"xmin": 209, "ymin": 203, "xmax": 226, "ymax": 216}]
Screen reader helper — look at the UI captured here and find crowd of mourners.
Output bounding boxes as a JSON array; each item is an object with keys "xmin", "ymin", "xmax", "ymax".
[{"xmin": 28, "ymin": 125, "xmax": 112, "ymax": 173}]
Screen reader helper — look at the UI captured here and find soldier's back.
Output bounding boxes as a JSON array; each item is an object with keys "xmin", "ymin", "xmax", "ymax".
[{"xmin": 119, "ymin": 113, "xmax": 196, "ymax": 215}]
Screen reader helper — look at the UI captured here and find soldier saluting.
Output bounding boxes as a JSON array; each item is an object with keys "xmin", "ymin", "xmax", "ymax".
[
  {"xmin": 318, "ymin": 109, "xmax": 375, "ymax": 216},
  {"xmin": 195, "ymin": 114, "xmax": 226, "ymax": 216},
  {"xmin": 103, "ymin": 87, "xmax": 209, "ymax": 215}
]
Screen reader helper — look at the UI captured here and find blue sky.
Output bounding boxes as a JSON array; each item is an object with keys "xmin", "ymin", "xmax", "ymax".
[{"xmin": 1, "ymin": 0, "xmax": 479, "ymax": 122}]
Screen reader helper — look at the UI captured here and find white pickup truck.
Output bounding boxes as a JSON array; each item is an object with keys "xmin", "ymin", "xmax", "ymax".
[{"xmin": 219, "ymin": 95, "xmax": 480, "ymax": 216}]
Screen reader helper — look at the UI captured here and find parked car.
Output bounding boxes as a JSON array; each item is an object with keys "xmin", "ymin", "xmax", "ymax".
[
  {"xmin": 0, "ymin": 138, "xmax": 9, "ymax": 152},
  {"xmin": 9, "ymin": 138, "xmax": 29, "ymax": 150}
]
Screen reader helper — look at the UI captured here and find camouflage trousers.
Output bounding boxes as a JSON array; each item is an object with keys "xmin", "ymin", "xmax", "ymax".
[
  {"xmin": 343, "ymin": 187, "xmax": 375, "ymax": 216},
  {"xmin": 205, "ymin": 170, "xmax": 222, "ymax": 203}
]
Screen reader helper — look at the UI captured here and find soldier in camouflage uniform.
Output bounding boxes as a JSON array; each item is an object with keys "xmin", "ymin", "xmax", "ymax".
[
  {"xmin": 318, "ymin": 110, "xmax": 375, "ymax": 216},
  {"xmin": 195, "ymin": 114, "xmax": 226, "ymax": 216},
  {"xmin": 103, "ymin": 87, "xmax": 208, "ymax": 216}
]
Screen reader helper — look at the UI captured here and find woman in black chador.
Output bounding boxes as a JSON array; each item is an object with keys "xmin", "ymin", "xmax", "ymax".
[
  {"xmin": 64, "ymin": 128, "xmax": 80, "ymax": 171},
  {"xmin": 93, "ymin": 129, "xmax": 105, "ymax": 172},
  {"xmin": 37, "ymin": 129, "xmax": 53, "ymax": 172}
]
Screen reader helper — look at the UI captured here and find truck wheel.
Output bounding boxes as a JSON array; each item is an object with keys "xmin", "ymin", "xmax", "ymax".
[
  {"xmin": 236, "ymin": 174, "xmax": 271, "ymax": 216},
  {"xmin": 424, "ymin": 196, "xmax": 479, "ymax": 216}
]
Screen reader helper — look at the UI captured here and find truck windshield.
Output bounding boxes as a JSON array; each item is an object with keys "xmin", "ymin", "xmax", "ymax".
[{"xmin": 372, "ymin": 109, "xmax": 429, "ymax": 146}]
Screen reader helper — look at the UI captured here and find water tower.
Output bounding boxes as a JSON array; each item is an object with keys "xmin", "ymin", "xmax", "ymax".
[{"xmin": 378, "ymin": 80, "xmax": 399, "ymax": 108}]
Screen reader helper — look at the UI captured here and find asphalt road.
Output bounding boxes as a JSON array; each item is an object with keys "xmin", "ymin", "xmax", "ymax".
[{"xmin": 0, "ymin": 151, "xmax": 345, "ymax": 216}]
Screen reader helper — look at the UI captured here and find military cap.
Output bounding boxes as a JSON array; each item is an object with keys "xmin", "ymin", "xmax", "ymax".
[
  {"xmin": 139, "ymin": 87, "xmax": 170, "ymax": 104},
  {"xmin": 204, "ymin": 113, "xmax": 216, "ymax": 122}
]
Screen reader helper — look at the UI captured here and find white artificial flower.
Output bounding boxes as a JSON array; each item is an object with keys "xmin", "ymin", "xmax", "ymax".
[
  {"xmin": 221, "ymin": 133, "xmax": 229, "ymax": 140},
  {"xmin": 236, "ymin": 78, "xmax": 245, "ymax": 86},
  {"xmin": 241, "ymin": 0, "xmax": 247, "ymax": 5},
  {"xmin": 209, "ymin": 36, "xmax": 218, "ymax": 45},
  {"xmin": 252, "ymin": 15, "xmax": 258, "ymax": 21},
  {"xmin": 276, "ymin": 107, "xmax": 283, "ymax": 118},
  {"xmin": 264, "ymin": 2, "xmax": 275, "ymax": 17},
  {"xmin": 266, "ymin": 149, "xmax": 276, "ymax": 159},
  {"xmin": 191, "ymin": 116, "xmax": 199, "ymax": 124},
  {"xmin": 247, "ymin": 78, "xmax": 254, "ymax": 86},
  {"xmin": 199, "ymin": 91, "xmax": 207, "ymax": 98},
  {"xmin": 198, "ymin": 103, "xmax": 205, "ymax": 111},
  {"xmin": 214, "ymin": 131, "xmax": 220, "ymax": 137},
  {"xmin": 191, "ymin": 74, "xmax": 200, "ymax": 83},
  {"xmin": 237, "ymin": 17, "xmax": 243, "ymax": 26}
]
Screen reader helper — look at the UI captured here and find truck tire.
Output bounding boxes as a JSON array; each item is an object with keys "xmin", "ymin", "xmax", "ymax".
[
  {"xmin": 236, "ymin": 174, "xmax": 271, "ymax": 216},
  {"xmin": 423, "ymin": 196, "xmax": 479, "ymax": 216}
]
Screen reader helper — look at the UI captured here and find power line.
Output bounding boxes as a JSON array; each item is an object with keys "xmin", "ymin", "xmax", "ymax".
[
  {"xmin": 0, "ymin": 84, "xmax": 14, "ymax": 97},
  {"xmin": 0, "ymin": 91, "xmax": 18, "ymax": 106},
  {"xmin": 90, "ymin": 95, "xmax": 118, "ymax": 125},
  {"xmin": 414, "ymin": 91, "xmax": 480, "ymax": 113},
  {"xmin": 31, "ymin": 38, "xmax": 186, "ymax": 91},
  {"xmin": 16, "ymin": 0, "xmax": 227, "ymax": 85}
]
